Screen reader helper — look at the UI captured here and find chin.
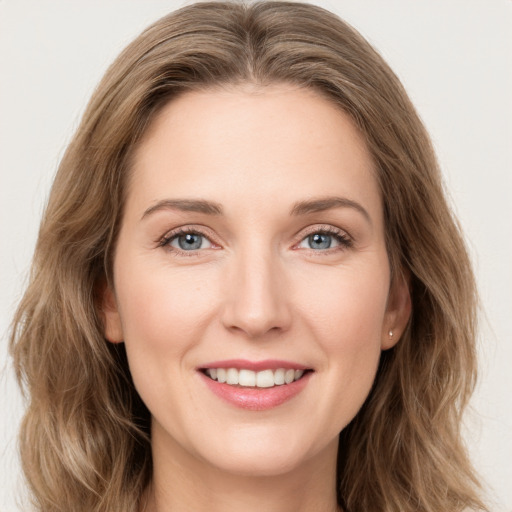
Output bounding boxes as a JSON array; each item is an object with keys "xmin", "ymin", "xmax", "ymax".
[
  {"xmin": 208, "ymin": 450, "xmax": 310, "ymax": 478},
  {"xmin": 194, "ymin": 426, "xmax": 333, "ymax": 478}
]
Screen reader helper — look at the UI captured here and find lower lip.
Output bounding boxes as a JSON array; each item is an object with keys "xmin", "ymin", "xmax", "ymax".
[{"xmin": 199, "ymin": 371, "xmax": 312, "ymax": 411}]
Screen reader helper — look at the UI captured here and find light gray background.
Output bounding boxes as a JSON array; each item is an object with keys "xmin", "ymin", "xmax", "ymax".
[{"xmin": 1, "ymin": 1, "xmax": 511, "ymax": 511}]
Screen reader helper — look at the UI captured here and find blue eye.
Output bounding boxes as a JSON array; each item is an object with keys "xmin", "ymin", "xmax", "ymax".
[
  {"xmin": 297, "ymin": 229, "xmax": 351, "ymax": 251},
  {"xmin": 168, "ymin": 232, "xmax": 213, "ymax": 251},
  {"xmin": 307, "ymin": 233, "xmax": 333, "ymax": 250}
]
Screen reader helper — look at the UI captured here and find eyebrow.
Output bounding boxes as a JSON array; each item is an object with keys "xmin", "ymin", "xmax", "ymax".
[
  {"xmin": 142, "ymin": 199, "xmax": 223, "ymax": 219},
  {"xmin": 289, "ymin": 196, "xmax": 371, "ymax": 224},
  {"xmin": 141, "ymin": 196, "xmax": 371, "ymax": 224}
]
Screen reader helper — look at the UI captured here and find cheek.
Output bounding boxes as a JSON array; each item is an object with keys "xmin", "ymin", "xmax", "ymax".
[
  {"xmin": 113, "ymin": 263, "xmax": 224, "ymax": 430},
  {"xmin": 295, "ymin": 259, "xmax": 389, "ymax": 411},
  {"xmin": 298, "ymin": 260, "xmax": 390, "ymax": 345},
  {"xmin": 114, "ymin": 261, "xmax": 220, "ymax": 368}
]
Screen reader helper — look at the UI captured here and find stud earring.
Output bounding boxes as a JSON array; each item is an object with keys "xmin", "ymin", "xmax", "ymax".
[{"xmin": 388, "ymin": 330, "xmax": 394, "ymax": 338}]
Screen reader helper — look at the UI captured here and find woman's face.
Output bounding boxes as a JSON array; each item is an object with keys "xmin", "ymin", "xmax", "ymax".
[{"xmin": 103, "ymin": 85, "xmax": 410, "ymax": 477}]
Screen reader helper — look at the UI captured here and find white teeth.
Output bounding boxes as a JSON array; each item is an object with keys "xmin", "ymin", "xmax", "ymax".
[
  {"xmin": 226, "ymin": 368, "xmax": 239, "ymax": 385},
  {"xmin": 256, "ymin": 369, "xmax": 274, "ymax": 388},
  {"xmin": 238, "ymin": 369, "xmax": 256, "ymax": 387},
  {"xmin": 274, "ymin": 368, "xmax": 285, "ymax": 385},
  {"xmin": 204, "ymin": 367, "xmax": 308, "ymax": 387},
  {"xmin": 284, "ymin": 369, "xmax": 295, "ymax": 384},
  {"xmin": 217, "ymin": 368, "xmax": 227, "ymax": 383}
]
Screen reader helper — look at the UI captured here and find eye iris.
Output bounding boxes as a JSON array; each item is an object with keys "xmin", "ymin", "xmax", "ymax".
[
  {"xmin": 178, "ymin": 233, "xmax": 202, "ymax": 250},
  {"xmin": 309, "ymin": 233, "xmax": 331, "ymax": 249}
]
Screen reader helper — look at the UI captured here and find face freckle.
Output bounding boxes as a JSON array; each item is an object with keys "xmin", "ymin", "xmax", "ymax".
[{"xmin": 101, "ymin": 84, "xmax": 410, "ymax": 480}]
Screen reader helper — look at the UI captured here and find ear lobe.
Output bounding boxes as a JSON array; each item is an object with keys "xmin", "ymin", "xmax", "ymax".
[
  {"xmin": 381, "ymin": 271, "xmax": 412, "ymax": 350},
  {"xmin": 98, "ymin": 280, "xmax": 124, "ymax": 344}
]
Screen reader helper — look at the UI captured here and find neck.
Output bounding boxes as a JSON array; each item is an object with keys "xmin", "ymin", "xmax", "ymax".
[{"xmin": 142, "ymin": 431, "xmax": 341, "ymax": 512}]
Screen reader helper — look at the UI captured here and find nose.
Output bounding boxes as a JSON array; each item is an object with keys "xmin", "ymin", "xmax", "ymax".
[{"xmin": 220, "ymin": 247, "xmax": 292, "ymax": 339}]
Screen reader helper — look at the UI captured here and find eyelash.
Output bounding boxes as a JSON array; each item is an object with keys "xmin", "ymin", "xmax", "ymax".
[
  {"xmin": 298, "ymin": 225, "xmax": 353, "ymax": 252},
  {"xmin": 158, "ymin": 227, "xmax": 217, "ymax": 258},
  {"xmin": 158, "ymin": 225, "xmax": 353, "ymax": 257}
]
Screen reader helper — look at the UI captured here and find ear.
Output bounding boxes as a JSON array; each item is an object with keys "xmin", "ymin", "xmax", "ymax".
[
  {"xmin": 381, "ymin": 270, "xmax": 412, "ymax": 350},
  {"xmin": 97, "ymin": 279, "xmax": 124, "ymax": 344}
]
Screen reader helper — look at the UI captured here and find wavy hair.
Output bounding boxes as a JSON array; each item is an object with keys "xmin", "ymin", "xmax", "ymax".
[{"xmin": 10, "ymin": 2, "xmax": 486, "ymax": 511}]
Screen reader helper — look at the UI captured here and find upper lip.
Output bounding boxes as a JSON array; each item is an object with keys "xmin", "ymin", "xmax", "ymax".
[{"xmin": 199, "ymin": 359, "xmax": 311, "ymax": 371}]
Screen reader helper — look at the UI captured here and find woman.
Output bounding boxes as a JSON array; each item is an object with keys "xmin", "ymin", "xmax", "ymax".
[{"xmin": 9, "ymin": 2, "xmax": 487, "ymax": 511}]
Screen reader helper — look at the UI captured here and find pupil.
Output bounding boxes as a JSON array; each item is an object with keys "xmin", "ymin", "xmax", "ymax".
[
  {"xmin": 179, "ymin": 233, "xmax": 201, "ymax": 250},
  {"xmin": 310, "ymin": 233, "xmax": 331, "ymax": 249}
]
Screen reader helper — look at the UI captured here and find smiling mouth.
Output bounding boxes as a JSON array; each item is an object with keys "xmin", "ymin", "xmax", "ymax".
[{"xmin": 200, "ymin": 368, "xmax": 312, "ymax": 388}]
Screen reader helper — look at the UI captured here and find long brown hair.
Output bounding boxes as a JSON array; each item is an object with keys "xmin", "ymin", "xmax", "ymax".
[{"xmin": 10, "ymin": 2, "xmax": 486, "ymax": 511}]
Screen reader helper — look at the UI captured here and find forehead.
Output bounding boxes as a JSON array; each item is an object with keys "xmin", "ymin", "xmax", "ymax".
[{"xmin": 128, "ymin": 84, "xmax": 381, "ymax": 222}]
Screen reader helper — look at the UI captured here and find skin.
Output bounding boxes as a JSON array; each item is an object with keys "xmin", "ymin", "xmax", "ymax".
[{"xmin": 102, "ymin": 84, "xmax": 411, "ymax": 512}]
